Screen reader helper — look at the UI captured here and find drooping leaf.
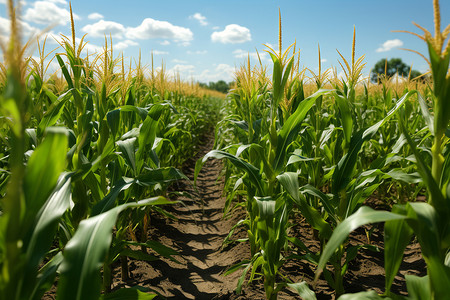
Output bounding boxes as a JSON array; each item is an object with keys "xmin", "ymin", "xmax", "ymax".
[
  {"xmin": 195, "ymin": 150, "xmax": 263, "ymax": 195},
  {"xmin": 316, "ymin": 206, "xmax": 407, "ymax": 281},
  {"xmin": 287, "ymin": 282, "xmax": 317, "ymax": 300},
  {"xmin": 58, "ymin": 198, "xmax": 165, "ymax": 300},
  {"xmin": 91, "ymin": 177, "xmax": 135, "ymax": 216}
]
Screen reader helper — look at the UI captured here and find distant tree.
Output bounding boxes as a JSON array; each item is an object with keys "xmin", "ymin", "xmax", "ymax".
[
  {"xmin": 198, "ymin": 80, "xmax": 231, "ymax": 93},
  {"xmin": 371, "ymin": 58, "xmax": 421, "ymax": 83},
  {"xmin": 210, "ymin": 80, "xmax": 229, "ymax": 93}
]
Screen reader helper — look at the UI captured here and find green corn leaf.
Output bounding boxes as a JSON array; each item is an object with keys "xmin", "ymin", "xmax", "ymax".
[
  {"xmin": 404, "ymin": 202, "xmax": 450, "ymax": 298},
  {"xmin": 23, "ymin": 127, "xmax": 68, "ymax": 231},
  {"xmin": 137, "ymin": 116, "xmax": 158, "ymax": 163},
  {"xmin": 417, "ymin": 92, "xmax": 434, "ymax": 135},
  {"xmin": 427, "ymin": 41, "xmax": 450, "ymax": 134},
  {"xmin": 316, "ymin": 206, "xmax": 407, "ymax": 282},
  {"xmin": 57, "ymin": 198, "xmax": 163, "ymax": 300},
  {"xmin": 400, "ymin": 118, "xmax": 448, "ymax": 214},
  {"xmin": 338, "ymin": 290, "xmax": 391, "ymax": 300},
  {"xmin": 195, "ymin": 150, "xmax": 263, "ymax": 195},
  {"xmin": 120, "ymin": 105, "xmax": 149, "ymax": 121},
  {"xmin": 137, "ymin": 167, "xmax": 188, "ymax": 187},
  {"xmin": 334, "ymin": 92, "xmax": 353, "ymax": 147},
  {"xmin": 119, "ymin": 248, "xmax": 159, "ymax": 262},
  {"xmin": 333, "ymin": 91, "xmax": 415, "ymax": 194},
  {"xmin": 405, "ymin": 274, "xmax": 430, "ymax": 300},
  {"xmin": 100, "ymin": 288, "xmax": 157, "ymax": 300},
  {"xmin": 287, "ymin": 282, "xmax": 317, "ymax": 300},
  {"xmin": 274, "ymin": 89, "xmax": 331, "ymax": 173},
  {"xmin": 301, "ymin": 184, "xmax": 336, "ymax": 223},
  {"xmin": 117, "ymin": 138, "xmax": 137, "ymax": 176},
  {"xmin": 37, "ymin": 89, "xmax": 73, "ymax": 137},
  {"xmin": 31, "ymin": 252, "xmax": 64, "ymax": 300},
  {"xmin": 56, "ymin": 55, "xmax": 74, "ymax": 89},
  {"xmin": 91, "ymin": 177, "xmax": 135, "ymax": 216},
  {"xmin": 384, "ymin": 205, "xmax": 413, "ymax": 293},
  {"xmin": 21, "ymin": 173, "xmax": 71, "ymax": 300},
  {"xmin": 125, "ymin": 240, "xmax": 179, "ymax": 262},
  {"xmin": 106, "ymin": 109, "xmax": 121, "ymax": 138}
]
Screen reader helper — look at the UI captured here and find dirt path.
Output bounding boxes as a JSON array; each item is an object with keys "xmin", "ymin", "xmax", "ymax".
[{"xmin": 112, "ymin": 135, "xmax": 248, "ymax": 299}]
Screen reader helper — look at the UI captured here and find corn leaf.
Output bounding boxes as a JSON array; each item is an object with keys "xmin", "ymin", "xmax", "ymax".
[
  {"xmin": 23, "ymin": 128, "xmax": 68, "ymax": 232},
  {"xmin": 21, "ymin": 174, "xmax": 71, "ymax": 300},
  {"xmin": 195, "ymin": 150, "xmax": 263, "ymax": 195},
  {"xmin": 275, "ymin": 89, "xmax": 330, "ymax": 173},
  {"xmin": 57, "ymin": 198, "xmax": 163, "ymax": 300},
  {"xmin": 384, "ymin": 205, "xmax": 413, "ymax": 293},
  {"xmin": 100, "ymin": 288, "xmax": 157, "ymax": 300},
  {"xmin": 316, "ymin": 206, "xmax": 407, "ymax": 281},
  {"xmin": 287, "ymin": 282, "xmax": 317, "ymax": 300},
  {"xmin": 405, "ymin": 274, "xmax": 430, "ymax": 300},
  {"xmin": 333, "ymin": 91, "xmax": 415, "ymax": 194},
  {"xmin": 338, "ymin": 290, "xmax": 391, "ymax": 300}
]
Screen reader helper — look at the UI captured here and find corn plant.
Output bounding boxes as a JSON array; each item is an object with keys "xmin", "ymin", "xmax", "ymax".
[{"xmin": 315, "ymin": 1, "xmax": 450, "ymax": 299}]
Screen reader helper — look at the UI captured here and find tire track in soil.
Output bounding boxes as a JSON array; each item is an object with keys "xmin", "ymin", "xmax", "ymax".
[{"xmin": 112, "ymin": 134, "xmax": 248, "ymax": 299}]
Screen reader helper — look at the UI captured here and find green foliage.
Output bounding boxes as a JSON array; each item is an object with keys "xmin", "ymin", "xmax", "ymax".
[{"xmin": 370, "ymin": 58, "xmax": 421, "ymax": 83}]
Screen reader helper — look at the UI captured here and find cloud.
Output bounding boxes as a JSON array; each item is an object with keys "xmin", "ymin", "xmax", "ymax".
[
  {"xmin": 88, "ymin": 13, "xmax": 104, "ymax": 20},
  {"xmin": 233, "ymin": 49, "xmax": 268, "ymax": 61},
  {"xmin": 376, "ymin": 39, "xmax": 403, "ymax": 52},
  {"xmin": 189, "ymin": 13, "xmax": 208, "ymax": 26},
  {"xmin": 187, "ymin": 50, "xmax": 207, "ymax": 55},
  {"xmin": 197, "ymin": 63, "xmax": 235, "ymax": 82},
  {"xmin": 0, "ymin": 16, "xmax": 40, "ymax": 41},
  {"xmin": 321, "ymin": 58, "xmax": 327, "ymax": 63},
  {"xmin": 126, "ymin": 18, "xmax": 193, "ymax": 44},
  {"xmin": 172, "ymin": 59, "xmax": 188, "ymax": 64},
  {"xmin": 24, "ymin": 1, "xmax": 79, "ymax": 26},
  {"xmin": 211, "ymin": 24, "xmax": 251, "ymax": 44},
  {"xmin": 82, "ymin": 20, "xmax": 126, "ymax": 38},
  {"xmin": 48, "ymin": 0, "xmax": 68, "ymax": 4},
  {"xmin": 114, "ymin": 39, "xmax": 139, "ymax": 51},
  {"xmin": 152, "ymin": 50, "xmax": 169, "ymax": 55},
  {"xmin": 160, "ymin": 40, "xmax": 170, "ymax": 45}
]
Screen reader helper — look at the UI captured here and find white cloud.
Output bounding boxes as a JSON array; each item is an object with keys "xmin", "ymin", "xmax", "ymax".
[
  {"xmin": 233, "ymin": 49, "xmax": 268, "ymax": 61},
  {"xmin": 211, "ymin": 24, "xmax": 251, "ymax": 44},
  {"xmin": 187, "ymin": 50, "xmax": 207, "ymax": 55},
  {"xmin": 48, "ymin": 0, "xmax": 68, "ymax": 4},
  {"xmin": 189, "ymin": 13, "xmax": 208, "ymax": 26},
  {"xmin": 152, "ymin": 50, "xmax": 169, "ymax": 55},
  {"xmin": 24, "ymin": 1, "xmax": 79, "ymax": 26},
  {"xmin": 376, "ymin": 39, "xmax": 403, "ymax": 52},
  {"xmin": 88, "ymin": 13, "xmax": 104, "ymax": 20},
  {"xmin": 82, "ymin": 20, "xmax": 125, "ymax": 38},
  {"xmin": 114, "ymin": 39, "xmax": 139, "ymax": 51},
  {"xmin": 172, "ymin": 59, "xmax": 187, "ymax": 64},
  {"xmin": 0, "ymin": 16, "xmax": 40, "ymax": 41},
  {"xmin": 126, "ymin": 18, "xmax": 193, "ymax": 44},
  {"xmin": 160, "ymin": 40, "xmax": 170, "ymax": 46},
  {"xmin": 321, "ymin": 58, "xmax": 327, "ymax": 63},
  {"xmin": 197, "ymin": 63, "xmax": 235, "ymax": 82},
  {"xmin": 170, "ymin": 64, "xmax": 195, "ymax": 75}
]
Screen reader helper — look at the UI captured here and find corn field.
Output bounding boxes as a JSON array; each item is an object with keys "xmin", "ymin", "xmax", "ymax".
[{"xmin": 1, "ymin": 0, "xmax": 449, "ymax": 299}]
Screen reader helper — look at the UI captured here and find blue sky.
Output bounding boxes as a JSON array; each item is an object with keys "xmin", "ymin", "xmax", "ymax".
[{"xmin": 0, "ymin": 0, "xmax": 449, "ymax": 83}]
